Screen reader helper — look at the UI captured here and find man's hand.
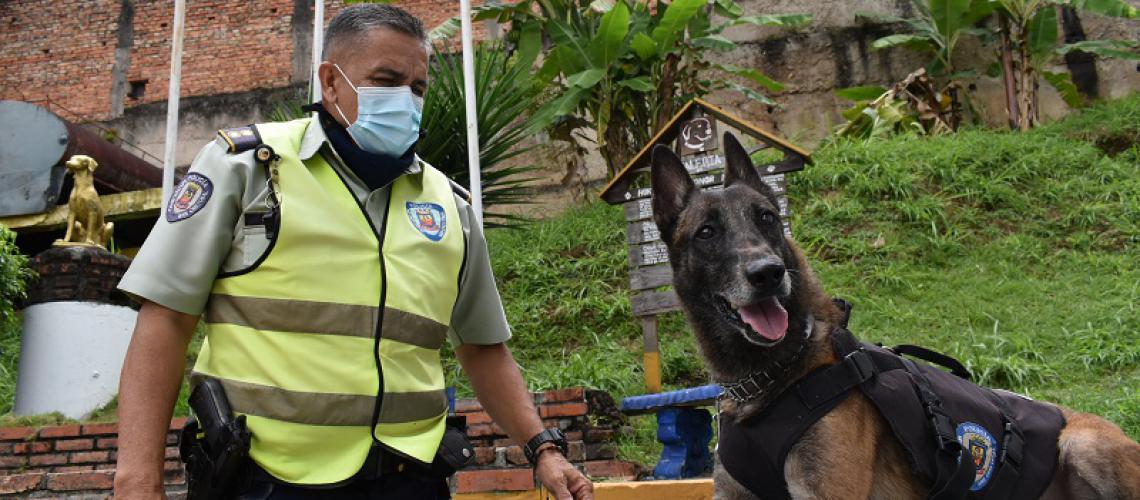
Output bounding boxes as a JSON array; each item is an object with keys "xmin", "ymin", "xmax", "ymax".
[
  {"xmin": 535, "ymin": 449, "xmax": 594, "ymax": 500},
  {"xmin": 456, "ymin": 343, "xmax": 595, "ymax": 499}
]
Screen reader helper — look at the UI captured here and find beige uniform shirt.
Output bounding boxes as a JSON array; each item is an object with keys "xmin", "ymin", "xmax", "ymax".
[{"xmin": 118, "ymin": 120, "xmax": 511, "ymax": 346}]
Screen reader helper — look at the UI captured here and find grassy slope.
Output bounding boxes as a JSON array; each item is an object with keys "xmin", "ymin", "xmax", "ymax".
[{"xmin": 465, "ymin": 96, "xmax": 1139, "ymax": 465}]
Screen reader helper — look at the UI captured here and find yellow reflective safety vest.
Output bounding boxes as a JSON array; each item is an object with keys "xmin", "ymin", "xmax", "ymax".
[{"xmin": 192, "ymin": 117, "xmax": 465, "ymax": 485}]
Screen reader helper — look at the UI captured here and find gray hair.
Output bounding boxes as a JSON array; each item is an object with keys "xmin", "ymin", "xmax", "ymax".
[{"xmin": 322, "ymin": 4, "xmax": 429, "ymax": 59}]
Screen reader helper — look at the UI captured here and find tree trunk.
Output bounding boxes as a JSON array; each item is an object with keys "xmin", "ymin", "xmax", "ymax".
[
  {"xmin": 1017, "ymin": 32, "xmax": 1036, "ymax": 131},
  {"xmin": 998, "ymin": 15, "xmax": 1021, "ymax": 131},
  {"xmin": 654, "ymin": 53, "xmax": 680, "ymax": 133},
  {"xmin": 602, "ymin": 109, "xmax": 634, "ymax": 177}
]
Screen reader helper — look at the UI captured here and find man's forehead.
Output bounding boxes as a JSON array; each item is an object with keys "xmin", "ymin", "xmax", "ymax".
[{"xmin": 327, "ymin": 27, "xmax": 429, "ymax": 63}]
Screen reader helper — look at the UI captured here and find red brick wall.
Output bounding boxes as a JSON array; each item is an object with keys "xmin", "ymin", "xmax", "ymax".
[
  {"xmin": 0, "ymin": 388, "xmax": 637, "ymax": 497},
  {"xmin": 0, "ymin": 419, "xmax": 187, "ymax": 497},
  {"xmin": 126, "ymin": 0, "xmax": 296, "ymax": 110},
  {"xmin": 454, "ymin": 387, "xmax": 638, "ymax": 493},
  {"xmin": 0, "ymin": 0, "xmax": 493, "ymax": 122},
  {"xmin": 0, "ymin": 0, "xmax": 123, "ymax": 120}
]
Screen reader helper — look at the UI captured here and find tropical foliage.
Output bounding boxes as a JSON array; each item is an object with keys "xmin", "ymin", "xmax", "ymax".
[
  {"xmin": 860, "ymin": 0, "xmax": 995, "ymax": 78},
  {"xmin": 418, "ymin": 43, "xmax": 545, "ymax": 227},
  {"xmin": 991, "ymin": 0, "xmax": 1138, "ymax": 130},
  {"xmin": 462, "ymin": 0, "xmax": 811, "ymax": 176},
  {"xmin": 0, "ymin": 227, "xmax": 29, "ymax": 333},
  {"xmin": 862, "ymin": 0, "xmax": 1139, "ymax": 131},
  {"xmin": 0, "ymin": 226, "xmax": 31, "ymax": 415},
  {"xmin": 833, "ymin": 69, "xmax": 958, "ymax": 141}
]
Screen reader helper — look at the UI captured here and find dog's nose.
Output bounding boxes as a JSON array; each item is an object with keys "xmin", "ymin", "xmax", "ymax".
[{"xmin": 745, "ymin": 259, "xmax": 785, "ymax": 290}]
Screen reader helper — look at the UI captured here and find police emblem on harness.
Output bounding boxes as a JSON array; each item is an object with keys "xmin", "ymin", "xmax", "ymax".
[
  {"xmin": 167, "ymin": 173, "xmax": 213, "ymax": 223},
  {"xmin": 956, "ymin": 422, "xmax": 998, "ymax": 491},
  {"xmin": 406, "ymin": 202, "xmax": 446, "ymax": 242}
]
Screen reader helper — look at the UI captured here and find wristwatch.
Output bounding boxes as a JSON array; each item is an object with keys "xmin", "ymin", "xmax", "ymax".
[{"xmin": 523, "ymin": 428, "xmax": 568, "ymax": 466}]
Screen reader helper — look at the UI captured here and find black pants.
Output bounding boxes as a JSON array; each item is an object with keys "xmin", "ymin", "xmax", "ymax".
[{"xmin": 235, "ymin": 471, "xmax": 450, "ymax": 500}]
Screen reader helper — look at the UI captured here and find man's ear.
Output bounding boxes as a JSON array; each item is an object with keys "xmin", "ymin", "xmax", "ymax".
[
  {"xmin": 318, "ymin": 61, "xmax": 339, "ymax": 104},
  {"xmin": 722, "ymin": 132, "xmax": 779, "ymax": 206},
  {"xmin": 651, "ymin": 144, "xmax": 696, "ymax": 245}
]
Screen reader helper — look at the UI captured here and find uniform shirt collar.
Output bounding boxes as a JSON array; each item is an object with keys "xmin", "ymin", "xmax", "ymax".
[{"xmin": 297, "ymin": 106, "xmax": 423, "ymax": 176}]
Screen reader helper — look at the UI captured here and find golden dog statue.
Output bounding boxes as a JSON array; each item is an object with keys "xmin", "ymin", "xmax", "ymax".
[{"xmin": 54, "ymin": 155, "xmax": 114, "ymax": 249}]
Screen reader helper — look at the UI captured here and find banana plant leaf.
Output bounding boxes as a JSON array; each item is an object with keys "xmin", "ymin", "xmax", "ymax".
[{"xmin": 419, "ymin": 43, "xmax": 546, "ymax": 228}]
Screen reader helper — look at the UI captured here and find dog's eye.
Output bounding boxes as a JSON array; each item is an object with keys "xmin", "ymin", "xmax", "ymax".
[
  {"xmin": 760, "ymin": 212, "xmax": 776, "ymax": 225},
  {"xmin": 695, "ymin": 225, "xmax": 717, "ymax": 240}
]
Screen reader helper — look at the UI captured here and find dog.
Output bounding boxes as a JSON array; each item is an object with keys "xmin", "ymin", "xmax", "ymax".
[
  {"xmin": 649, "ymin": 132, "xmax": 1140, "ymax": 499},
  {"xmin": 57, "ymin": 155, "xmax": 114, "ymax": 248}
]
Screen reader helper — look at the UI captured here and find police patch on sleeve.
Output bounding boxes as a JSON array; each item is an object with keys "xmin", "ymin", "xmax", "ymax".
[
  {"xmin": 957, "ymin": 422, "xmax": 998, "ymax": 491},
  {"xmin": 166, "ymin": 173, "xmax": 213, "ymax": 223},
  {"xmin": 406, "ymin": 202, "xmax": 446, "ymax": 242}
]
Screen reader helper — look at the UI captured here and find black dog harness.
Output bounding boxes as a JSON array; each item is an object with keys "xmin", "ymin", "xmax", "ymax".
[{"xmin": 717, "ymin": 320, "xmax": 1065, "ymax": 500}]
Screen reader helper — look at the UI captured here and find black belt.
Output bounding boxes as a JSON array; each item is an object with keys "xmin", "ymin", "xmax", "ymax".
[{"xmin": 249, "ymin": 446, "xmax": 434, "ymax": 490}]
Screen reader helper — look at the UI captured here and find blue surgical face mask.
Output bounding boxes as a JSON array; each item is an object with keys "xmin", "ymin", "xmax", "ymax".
[{"xmin": 333, "ymin": 64, "xmax": 423, "ymax": 157}]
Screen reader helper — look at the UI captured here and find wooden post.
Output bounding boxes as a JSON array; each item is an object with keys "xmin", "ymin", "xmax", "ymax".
[{"xmin": 641, "ymin": 316, "xmax": 661, "ymax": 393}]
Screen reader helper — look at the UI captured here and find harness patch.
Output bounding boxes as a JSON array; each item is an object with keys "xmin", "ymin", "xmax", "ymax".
[
  {"xmin": 167, "ymin": 173, "xmax": 213, "ymax": 223},
  {"xmin": 406, "ymin": 202, "xmax": 446, "ymax": 242},
  {"xmin": 957, "ymin": 422, "xmax": 998, "ymax": 491}
]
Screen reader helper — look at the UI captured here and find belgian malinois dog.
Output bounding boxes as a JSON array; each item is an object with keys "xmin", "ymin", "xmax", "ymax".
[{"xmin": 650, "ymin": 132, "xmax": 1140, "ymax": 499}]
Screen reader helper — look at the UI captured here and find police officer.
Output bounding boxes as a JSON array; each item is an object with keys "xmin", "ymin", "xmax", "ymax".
[{"xmin": 112, "ymin": 5, "xmax": 594, "ymax": 499}]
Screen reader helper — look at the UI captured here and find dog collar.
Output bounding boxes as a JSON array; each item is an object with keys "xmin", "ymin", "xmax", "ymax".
[{"xmin": 721, "ymin": 314, "xmax": 814, "ymax": 404}]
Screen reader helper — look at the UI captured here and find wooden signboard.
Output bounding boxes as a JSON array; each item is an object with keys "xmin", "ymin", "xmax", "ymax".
[{"xmin": 599, "ymin": 99, "xmax": 812, "ymax": 392}]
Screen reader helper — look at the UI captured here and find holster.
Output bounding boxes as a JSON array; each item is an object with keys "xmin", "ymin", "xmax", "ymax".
[
  {"xmin": 179, "ymin": 378, "xmax": 252, "ymax": 500},
  {"xmin": 431, "ymin": 415, "xmax": 476, "ymax": 477}
]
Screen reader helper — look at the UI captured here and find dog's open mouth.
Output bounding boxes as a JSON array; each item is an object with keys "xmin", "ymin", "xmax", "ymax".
[{"xmin": 717, "ymin": 295, "xmax": 789, "ymax": 345}]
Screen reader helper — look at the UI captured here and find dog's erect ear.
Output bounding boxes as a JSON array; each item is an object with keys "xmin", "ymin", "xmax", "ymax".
[
  {"xmin": 651, "ymin": 144, "xmax": 696, "ymax": 243},
  {"xmin": 723, "ymin": 132, "xmax": 778, "ymax": 205}
]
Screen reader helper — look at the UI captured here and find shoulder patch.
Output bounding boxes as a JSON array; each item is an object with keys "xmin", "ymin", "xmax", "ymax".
[
  {"xmin": 167, "ymin": 173, "xmax": 213, "ymax": 223},
  {"xmin": 216, "ymin": 125, "xmax": 262, "ymax": 154},
  {"xmin": 956, "ymin": 422, "xmax": 998, "ymax": 492}
]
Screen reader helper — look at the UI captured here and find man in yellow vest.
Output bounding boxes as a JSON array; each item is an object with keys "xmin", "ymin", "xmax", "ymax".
[{"xmin": 113, "ymin": 5, "xmax": 594, "ymax": 499}]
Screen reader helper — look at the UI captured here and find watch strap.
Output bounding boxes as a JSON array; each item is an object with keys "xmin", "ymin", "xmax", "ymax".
[{"xmin": 524, "ymin": 428, "xmax": 568, "ymax": 465}]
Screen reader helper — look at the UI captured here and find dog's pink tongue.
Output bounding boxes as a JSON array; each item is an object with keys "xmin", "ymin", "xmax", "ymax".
[{"xmin": 739, "ymin": 298, "xmax": 789, "ymax": 341}]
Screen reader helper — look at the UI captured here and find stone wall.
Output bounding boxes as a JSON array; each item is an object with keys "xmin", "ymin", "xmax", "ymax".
[{"xmin": 0, "ymin": 387, "xmax": 636, "ymax": 498}]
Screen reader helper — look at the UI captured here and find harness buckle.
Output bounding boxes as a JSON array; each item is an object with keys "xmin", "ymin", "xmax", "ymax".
[
  {"xmin": 926, "ymin": 405, "xmax": 961, "ymax": 452},
  {"xmin": 844, "ymin": 350, "xmax": 876, "ymax": 382},
  {"xmin": 1001, "ymin": 421, "xmax": 1025, "ymax": 469}
]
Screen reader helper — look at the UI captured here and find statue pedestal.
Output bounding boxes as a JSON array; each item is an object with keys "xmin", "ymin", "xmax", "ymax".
[{"xmin": 14, "ymin": 246, "xmax": 136, "ymax": 419}]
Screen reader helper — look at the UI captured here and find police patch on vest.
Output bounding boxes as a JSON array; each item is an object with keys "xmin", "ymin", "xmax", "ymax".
[
  {"xmin": 406, "ymin": 202, "xmax": 446, "ymax": 241},
  {"xmin": 167, "ymin": 173, "xmax": 213, "ymax": 223},
  {"xmin": 957, "ymin": 422, "xmax": 998, "ymax": 491}
]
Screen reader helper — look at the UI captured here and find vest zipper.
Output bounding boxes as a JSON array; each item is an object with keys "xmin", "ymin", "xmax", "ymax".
[
  {"xmin": 319, "ymin": 152, "xmax": 388, "ymax": 443},
  {"xmin": 370, "ymin": 198, "xmax": 391, "ymax": 441}
]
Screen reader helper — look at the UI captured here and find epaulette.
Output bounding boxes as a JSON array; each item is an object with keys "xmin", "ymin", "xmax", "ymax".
[
  {"xmin": 449, "ymin": 179, "xmax": 472, "ymax": 203},
  {"xmin": 216, "ymin": 125, "xmax": 262, "ymax": 154}
]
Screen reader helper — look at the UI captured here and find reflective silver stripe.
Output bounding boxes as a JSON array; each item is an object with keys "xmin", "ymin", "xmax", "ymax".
[
  {"xmin": 192, "ymin": 375, "xmax": 447, "ymax": 425},
  {"xmin": 382, "ymin": 309, "xmax": 448, "ymax": 350},
  {"xmin": 205, "ymin": 294, "xmax": 376, "ymax": 339},
  {"xmin": 378, "ymin": 389, "xmax": 449, "ymax": 424},
  {"xmin": 205, "ymin": 295, "xmax": 449, "ymax": 348}
]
